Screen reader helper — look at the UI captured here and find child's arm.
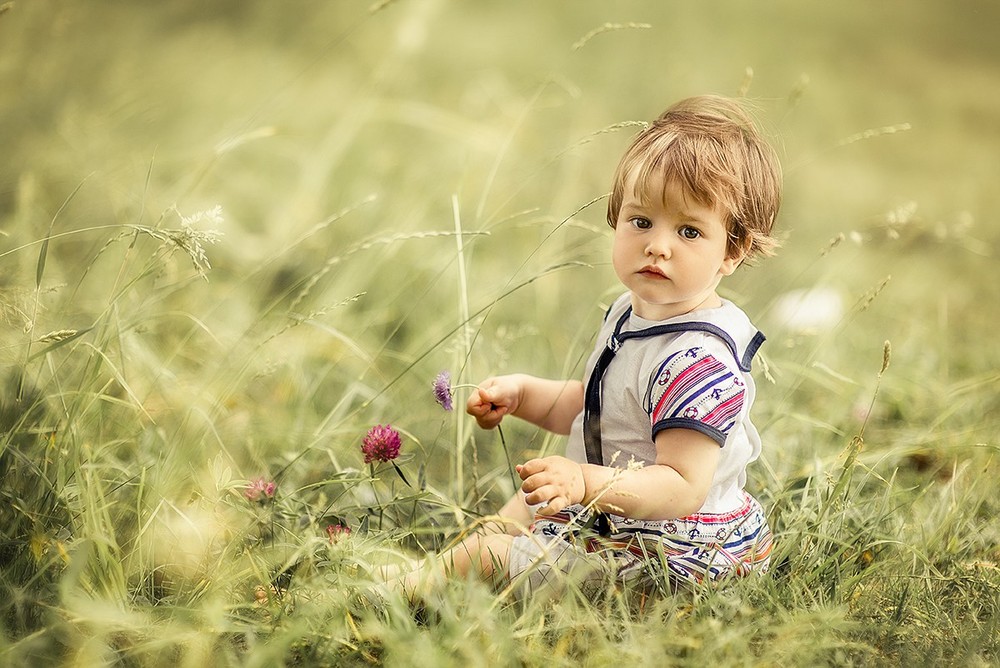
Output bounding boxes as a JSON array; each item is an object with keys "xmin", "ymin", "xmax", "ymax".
[
  {"xmin": 517, "ymin": 428, "xmax": 721, "ymax": 521},
  {"xmin": 466, "ymin": 374, "xmax": 584, "ymax": 435}
]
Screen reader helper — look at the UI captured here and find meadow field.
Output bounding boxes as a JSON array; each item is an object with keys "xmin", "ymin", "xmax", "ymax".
[{"xmin": 1, "ymin": 1, "xmax": 998, "ymax": 665}]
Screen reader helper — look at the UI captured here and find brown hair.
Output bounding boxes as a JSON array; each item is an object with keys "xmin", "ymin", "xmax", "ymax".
[{"xmin": 606, "ymin": 95, "xmax": 782, "ymax": 261}]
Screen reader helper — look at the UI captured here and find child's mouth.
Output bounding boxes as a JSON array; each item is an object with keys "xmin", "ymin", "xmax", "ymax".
[{"xmin": 639, "ymin": 265, "xmax": 667, "ymax": 278}]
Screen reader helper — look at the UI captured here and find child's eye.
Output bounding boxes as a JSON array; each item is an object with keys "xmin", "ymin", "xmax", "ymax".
[
  {"xmin": 680, "ymin": 226, "xmax": 701, "ymax": 240},
  {"xmin": 630, "ymin": 217, "xmax": 652, "ymax": 230}
]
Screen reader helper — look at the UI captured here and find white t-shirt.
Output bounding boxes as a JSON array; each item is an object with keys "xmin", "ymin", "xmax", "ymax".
[{"xmin": 564, "ymin": 292, "xmax": 765, "ymax": 515}]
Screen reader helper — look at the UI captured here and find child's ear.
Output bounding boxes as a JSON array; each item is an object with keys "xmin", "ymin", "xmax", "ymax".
[{"xmin": 720, "ymin": 251, "xmax": 744, "ymax": 276}]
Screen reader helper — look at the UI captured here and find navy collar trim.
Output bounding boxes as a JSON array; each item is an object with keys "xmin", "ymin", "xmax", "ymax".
[{"xmin": 608, "ymin": 306, "xmax": 764, "ymax": 372}]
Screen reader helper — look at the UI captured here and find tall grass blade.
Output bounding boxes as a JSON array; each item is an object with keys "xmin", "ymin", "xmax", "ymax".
[
  {"xmin": 452, "ymin": 194, "xmax": 473, "ymax": 494},
  {"xmin": 18, "ymin": 175, "xmax": 91, "ymax": 400}
]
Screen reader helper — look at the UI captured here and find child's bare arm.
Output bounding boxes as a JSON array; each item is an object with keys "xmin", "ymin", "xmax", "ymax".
[
  {"xmin": 517, "ymin": 428, "xmax": 721, "ymax": 521},
  {"xmin": 465, "ymin": 374, "xmax": 584, "ymax": 435}
]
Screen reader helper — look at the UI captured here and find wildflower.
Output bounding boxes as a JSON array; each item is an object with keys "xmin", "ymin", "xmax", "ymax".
[
  {"xmin": 432, "ymin": 370, "xmax": 453, "ymax": 411},
  {"xmin": 361, "ymin": 424, "xmax": 401, "ymax": 464},
  {"xmin": 326, "ymin": 523, "xmax": 351, "ymax": 543},
  {"xmin": 245, "ymin": 477, "xmax": 276, "ymax": 502}
]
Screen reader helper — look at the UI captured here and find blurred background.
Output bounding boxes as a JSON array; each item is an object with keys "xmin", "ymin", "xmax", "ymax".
[{"xmin": 1, "ymin": 0, "xmax": 998, "ymax": 506}]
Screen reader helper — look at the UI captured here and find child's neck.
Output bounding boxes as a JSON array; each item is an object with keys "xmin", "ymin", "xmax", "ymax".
[{"xmin": 629, "ymin": 290, "xmax": 722, "ymax": 321}]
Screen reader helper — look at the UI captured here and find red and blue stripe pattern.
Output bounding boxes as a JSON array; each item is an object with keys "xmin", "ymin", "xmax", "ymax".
[{"xmin": 648, "ymin": 346, "xmax": 746, "ymax": 446}]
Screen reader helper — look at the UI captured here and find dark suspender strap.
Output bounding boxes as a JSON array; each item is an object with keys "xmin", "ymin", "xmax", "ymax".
[
  {"xmin": 583, "ymin": 344, "xmax": 617, "ymax": 466},
  {"xmin": 582, "ymin": 309, "xmax": 630, "ymax": 537},
  {"xmin": 583, "ymin": 308, "xmax": 631, "ymax": 466}
]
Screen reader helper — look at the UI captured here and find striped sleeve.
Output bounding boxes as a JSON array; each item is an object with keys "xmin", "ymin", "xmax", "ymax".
[{"xmin": 646, "ymin": 346, "xmax": 746, "ymax": 447}]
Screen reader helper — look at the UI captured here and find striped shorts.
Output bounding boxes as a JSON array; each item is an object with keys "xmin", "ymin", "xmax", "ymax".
[{"xmin": 507, "ymin": 492, "xmax": 772, "ymax": 596}]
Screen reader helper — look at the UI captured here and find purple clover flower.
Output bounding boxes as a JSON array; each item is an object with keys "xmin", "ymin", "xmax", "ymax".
[
  {"xmin": 361, "ymin": 424, "xmax": 402, "ymax": 464},
  {"xmin": 326, "ymin": 523, "xmax": 351, "ymax": 543},
  {"xmin": 245, "ymin": 477, "xmax": 276, "ymax": 502},
  {"xmin": 432, "ymin": 370, "xmax": 453, "ymax": 411}
]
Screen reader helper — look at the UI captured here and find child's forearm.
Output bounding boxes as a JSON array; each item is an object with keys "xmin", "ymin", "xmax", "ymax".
[
  {"xmin": 519, "ymin": 431, "xmax": 719, "ymax": 520},
  {"xmin": 578, "ymin": 463, "xmax": 708, "ymax": 521},
  {"xmin": 510, "ymin": 375, "xmax": 584, "ymax": 435}
]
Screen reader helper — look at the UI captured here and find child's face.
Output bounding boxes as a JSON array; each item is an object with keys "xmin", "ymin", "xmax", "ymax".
[{"xmin": 611, "ymin": 175, "xmax": 741, "ymax": 321}]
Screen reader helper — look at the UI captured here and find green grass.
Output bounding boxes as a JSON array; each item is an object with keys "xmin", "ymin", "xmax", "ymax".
[{"xmin": 2, "ymin": 1, "xmax": 999, "ymax": 666}]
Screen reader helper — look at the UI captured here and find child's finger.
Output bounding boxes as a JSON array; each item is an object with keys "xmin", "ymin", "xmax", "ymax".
[
  {"xmin": 478, "ymin": 388, "xmax": 507, "ymax": 413},
  {"xmin": 466, "ymin": 390, "xmax": 494, "ymax": 419},
  {"xmin": 516, "ymin": 458, "xmax": 544, "ymax": 480},
  {"xmin": 466, "ymin": 401, "xmax": 488, "ymax": 419},
  {"xmin": 523, "ymin": 483, "xmax": 558, "ymax": 507},
  {"xmin": 526, "ymin": 487, "xmax": 570, "ymax": 516},
  {"xmin": 534, "ymin": 496, "xmax": 565, "ymax": 516},
  {"xmin": 519, "ymin": 469, "xmax": 555, "ymax": 496},
  {"xmin": 477, "ymin": 414, "xmax": 502, "ymax": 430},
  {"xmin": 473, "ymin": 403, "xmax": 508, "ymax": 429},
  {"xmin": 465, "ymin": 387, "xmax": 488, "ymax": 411}
]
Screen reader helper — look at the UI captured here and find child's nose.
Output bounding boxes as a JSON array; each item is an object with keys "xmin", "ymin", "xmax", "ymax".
[{"xmin": 645, "ymin": 232, "xmax": 672, "ymax": 258}]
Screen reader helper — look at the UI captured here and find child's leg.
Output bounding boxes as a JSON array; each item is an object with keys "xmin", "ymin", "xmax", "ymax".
[
  {"xmin": 484, "ymin": 491, "xmax": 533, "ymax": 536},
  {"xmin": 398, "ymin": 532, "xmax": 516, "ymax": 600},
  {"xmin": 392, "ymin": 492, "xmax": 532, "ymax": 600}
]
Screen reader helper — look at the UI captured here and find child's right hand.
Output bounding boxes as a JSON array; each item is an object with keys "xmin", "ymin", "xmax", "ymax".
[{"xmin": 466, "ymin": 376, "xmax": 521, "ymax": 429}]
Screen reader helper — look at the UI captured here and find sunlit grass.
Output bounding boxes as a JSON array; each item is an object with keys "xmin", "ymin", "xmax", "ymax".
[{"xmin": 2, "ymin": 1, "xmax": 999, "ymax": 666}]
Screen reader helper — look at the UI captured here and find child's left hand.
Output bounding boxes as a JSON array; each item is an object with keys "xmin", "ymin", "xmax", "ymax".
[{"xmin": 516, "ymin": 456, "xmax": 586, "ymax": 516}]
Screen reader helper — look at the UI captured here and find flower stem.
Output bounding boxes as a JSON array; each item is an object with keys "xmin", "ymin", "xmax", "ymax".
[
  {"xmin": 497, "ymin": 424, "xmax": 519, "ymax": 492},
  {"xmin": 369, "ymin": 463, "xmax": 384, "ymax": 531}
]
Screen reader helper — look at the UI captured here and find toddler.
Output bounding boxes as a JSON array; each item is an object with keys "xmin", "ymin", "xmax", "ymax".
[{"xmin": 402, "ymin": 94, "xmax": 781, "ymax": 598}]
